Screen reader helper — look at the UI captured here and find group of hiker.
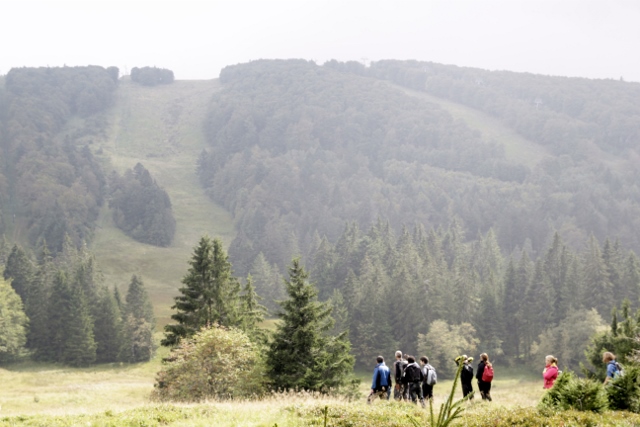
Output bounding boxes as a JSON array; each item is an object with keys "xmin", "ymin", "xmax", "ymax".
[
  {"xmin": 368, "ymin": 351, "xmax": 494, "ymax": 407},
  {"xmin": 371, "ymin": 350, "xmax": 624, "ymax": 406},
  {"xmin": 543, "ymin": 351, "xmax": 624, "ymax": 389}
]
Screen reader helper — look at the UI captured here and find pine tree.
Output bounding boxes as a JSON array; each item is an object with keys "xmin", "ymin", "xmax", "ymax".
[
  {"xmin": 47, "ymin": 271, "xmax": 97, "ymax": 365},
  {"xmin": 502, "ymin": 258, "xmax": 521, "ymax": 359},
  {"xmin": 581, "ymin": 236, "xmax": 614, "ymax": 316},
  {"xmin": 3, "ymin": 244, "xmax": 35, "ymax": 303},
  {"xmin": 267, "ymin": 258, "xmax": 355, "ymax": 391},
  {"xmin": 162, "ymin": 236, "xmax": 242, "ymax": 346},
  {"xmin": 239, "ymin": 274, "xmax": 267, "ymax": 339},
  {"xmin": 93, "ymin": 286, "xmax": 123, "ymax": 363},
  {"xmin": 122, "ymin": 275, "xmax": 155, "ymax": 362}
]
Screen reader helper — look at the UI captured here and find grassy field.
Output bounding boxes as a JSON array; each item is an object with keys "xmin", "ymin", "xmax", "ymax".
[
  {"xmin": 90, "ymin": 79, "xmax": 235, "ymax": 324},
  {"xmin": 392, "ymin": 84, "xmax": 550, "ymax": 169},
  {"xmin": 2, "ymin": 362, "xmax": 640, "ymax": 426}
]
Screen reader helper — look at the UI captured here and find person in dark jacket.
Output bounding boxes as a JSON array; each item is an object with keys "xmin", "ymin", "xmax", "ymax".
[
  {"xmin": 456, "ymin": 355, "xmax": 474, "ymax": 399},
  {"xmin": 404, "ymin": 355, "xmax": 425, "ymax": 408},
  {"xmin": 476, "ymin": 353, "xmax": 492, "ymax": 401},
  {"xmin": 368, "ymin": 355, "xmax": 392, "ymax": 404},
  {"xmin": 393, "ymin": 350, "xmax": 408, "ymax": 400}
]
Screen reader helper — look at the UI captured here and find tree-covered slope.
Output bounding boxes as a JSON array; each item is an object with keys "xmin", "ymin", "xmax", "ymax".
[{"xmin": 199, "ymin": 59, "xmax": 640, "ymax": 277}]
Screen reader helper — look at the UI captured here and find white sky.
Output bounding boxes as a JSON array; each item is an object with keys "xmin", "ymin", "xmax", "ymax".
[{"xmin": 1, "ymin": 0, "xmax": 639, "ymax": 81}]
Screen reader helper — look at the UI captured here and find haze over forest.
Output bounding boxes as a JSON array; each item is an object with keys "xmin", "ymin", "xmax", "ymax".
[{"xmin": 0, "ymin": 54, "xmax": 639, "ymax": 371}]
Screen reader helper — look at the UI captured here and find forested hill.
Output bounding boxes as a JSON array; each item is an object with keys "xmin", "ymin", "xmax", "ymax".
[{"xmin": 198, "ymin": 59, "xmax": 640, "ymax": 278}]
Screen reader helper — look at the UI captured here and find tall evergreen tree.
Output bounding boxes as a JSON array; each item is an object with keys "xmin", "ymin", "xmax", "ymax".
[
  {"xmin": 239, "ymin": 274, "xmax": 267, "ymax": 338},
  {"xmin": 502, "ymin": 258, "xmax": 521, "ymax": 359},
  {"xmin": 3, "ymin": 245, "xmax": 35, "ymax": 303},
  {"xmin": 267, "ymin": 258, "xmax": 355, "ymax": 391},
  {"xmin": 122, "ymin": 275, "xmax": 155, "ymax": 362},
  {"xmin": 93, "ymin": 286, "xmax": 124, "ymax": 363},
  {"xmin": 162, "ymin": 236, "xmax": 242, "ymax": 346}
]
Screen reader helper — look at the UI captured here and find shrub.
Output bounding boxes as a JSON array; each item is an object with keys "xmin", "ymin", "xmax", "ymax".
[
  {"xmin": 606, "ymin": 366, "xmax": 640, "ymax": 412},
  {"xmin": 540, "ymin": 371, "xmax": 608, "ymax": 413},
  {"xmin": 152, "ymin": 325, "xmax": 266, "ymax": 401}
]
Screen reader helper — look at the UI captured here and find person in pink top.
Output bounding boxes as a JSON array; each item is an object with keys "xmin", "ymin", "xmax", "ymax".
[{"xmin": 543, "ymin": 355, "xmax": 559, "ymax": 389}]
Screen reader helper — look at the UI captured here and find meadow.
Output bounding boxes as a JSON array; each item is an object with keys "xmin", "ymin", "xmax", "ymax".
[{"xmin": 4, "ymin": 360, "xmax": 640, "ymax": 426}]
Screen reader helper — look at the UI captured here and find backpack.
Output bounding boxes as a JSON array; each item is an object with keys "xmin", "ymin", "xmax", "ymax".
[
  {"xmin": 396, "ymin": 360, "xmax": 408, "ymax": 383},
  {"xmin": 403, "ymin": 364, "xmax": 422, "ymax": 383},
  {"xmin": 614, "ymin": 361, "xmax": 624, "ymax": 378},
  {"xmin": 424, "ymin": 365, "xmax": 437, "ymax": 386},
  {"xmin": 481, "ymin": 363, "xmax": 494, "ymax": 382}
]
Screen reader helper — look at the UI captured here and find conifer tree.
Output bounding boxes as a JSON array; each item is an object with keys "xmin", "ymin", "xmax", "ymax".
[
  {"xmin": 93, "ymin": 286, "xmax": 124, "ymax": 363},
  {"xmin": 267, "ymin": 258, "xmax": 355, "ymax": 391},
  {"xmin": 162, "ymin": 236, "xmax": 242, "ymax": 346},
  {"xmin": 239, "ymin": 274, "xmax": 267, "ymax": 339},
  {"xmin": 122, "ymin": 275, "xmax": 155, "ymax": 362},
  {"xmin": 581, "ymin": 236, "xmax": 614, "ymax": 315},
  {"xmin": 48, "ymin": 271, "xmax": 96, "ymax": 366},
  {"xmin": 3, "ymin": 245, "xmax": 35, "ymax": 302},
  {"xmin": 502, "ymin": 258, "xmax": 521, "ymax": 359}
]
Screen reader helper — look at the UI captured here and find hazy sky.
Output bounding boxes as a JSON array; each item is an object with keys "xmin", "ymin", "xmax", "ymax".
[{"xmin": 2, "ymin": 0, "xmax": 639, "ymax": 81}]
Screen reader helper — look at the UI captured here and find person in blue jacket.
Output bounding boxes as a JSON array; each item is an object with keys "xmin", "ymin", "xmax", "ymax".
[{"xmin": 367, "ymin": 355, "xmax": 392, "ymax": 403}]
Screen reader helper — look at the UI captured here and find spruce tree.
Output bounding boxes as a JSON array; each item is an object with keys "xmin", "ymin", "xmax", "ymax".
[
  {"xmin": 239, "ymin": 275, "xmax": 267, "ymax": 335},
  {"xmin": 122, "ymin": 275, "xmax": 155, "ymax": 362},
  {"xmin": 47, "ymin": 271, "xmax": 96, "ymax": 365},
  {"xmin": 93, "ymin": 286, "xmax": 123, "ymax": 363},
  {"xmin": 267, "ymin": 258, "xmax": 355, "ymax": 391},
  {"xmin": 162, "ymin": 236, "xmax": 242, "ymax": 346},
  {"xmin": 3, "ymin": 245, "xmax": 35, "ymax": 303}
]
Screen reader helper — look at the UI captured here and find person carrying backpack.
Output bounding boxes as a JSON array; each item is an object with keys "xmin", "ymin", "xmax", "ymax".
[
  {"xmin": 603, "ymin": 351, "xmax": 622, "ymax": 385},
  {"xmin": 403, "ymin": 355, "xmax": 425, "ymax": 408},
  {"xmin": 393, "ymin": 351, "xmax": 408, "ymax": 400},
  {"xmin": 476, "ymin": 353, "xmax": 493, "ymax": 401},
  {"xmin": 456, "ymin": 355, "xmax": 474, "ymax": 399},
  {"xmin": 419, "ymin": 356, "xmax": 436, "ymax": 400},
  {"xmin": 368, "ymin": 355, "xmax": 392, "ymax": 404}
]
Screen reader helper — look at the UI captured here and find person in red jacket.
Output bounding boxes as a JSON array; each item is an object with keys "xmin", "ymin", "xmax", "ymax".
[{"xmin": 543, "ymin": 355, "xmax": 559, "ymax": 389}]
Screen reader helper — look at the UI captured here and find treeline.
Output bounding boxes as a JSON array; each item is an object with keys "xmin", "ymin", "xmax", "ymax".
[
  {"xmin": 0, "ymin": 239, "xmax": 155, "ymax": 365},
  {"xmin": 198, "ymin": 60, "xmax": 640, "ymax": 285},
  {"xmin": 131, "ymin": 67, "xmax": 174, "ymax": 86},
  {"xmin": 0, "ymin": 66, "xmax": 117, "ymax": 252},
  {"xmin": 109, "ymin": 163, "xmax": 176, "ymax": 247},
  {"xmin": 295, "ymin": 220, "xmax": 640, "ymax": 371}
]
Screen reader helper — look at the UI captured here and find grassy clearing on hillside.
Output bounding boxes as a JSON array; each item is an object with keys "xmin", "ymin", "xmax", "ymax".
[
  {"xmin": 90, "ymin": 79, "xmax": 235, "ymax": 324},
  {"xmin": 392, "ymin": 84, "xmax": 550, "ymax": 169}
]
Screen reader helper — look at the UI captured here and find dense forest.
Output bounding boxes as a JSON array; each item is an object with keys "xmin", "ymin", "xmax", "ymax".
[
  {"xmin": 0, "ymin": 66, "xmax": 117, "ymax": 252},
  {"xmin": 194, "ymin": 59, "xmax": 640, "ymax": 370},
  {"xmin": 0, "ymin": 241, "xmax": 155, "ymax": 365},
  {"xmin": 109, "ymin": 163, "xmax": 176, "ymax": 247}
]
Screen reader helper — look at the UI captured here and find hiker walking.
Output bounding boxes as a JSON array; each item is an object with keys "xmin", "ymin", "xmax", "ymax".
[
  {"xmin": 603, "ymin": 352, "xmax": 622, "ymax": 385},
  {"xmin": 456, "ymin": 355, "xmax": 474, "ymax": 399},
  {"xmin": 419, "ymin": 356, "xmax": 436, "ymax": 401},
  {"xmin": 476, "ymin": 353, "xmax": 493, "ymax": 401},
  {"xmin": 404, "ymin": 356, "xmax": 426, "ymax": 408},
  {"xmin": 393, "ymin": 351, "xmax": 408, "ymax": 400},
  {"xmin": 368, "ymin": 355, "xmax": 391, "ymax": 403},
  {"xmin": 543, "ymin": 355, "xmax": 559, "ymax": 389}
]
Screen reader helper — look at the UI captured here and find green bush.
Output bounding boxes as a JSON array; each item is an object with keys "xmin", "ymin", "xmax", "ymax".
[
  {"xmin": 152, "ymin": 325, "xmax": 267, "ymax": 401},
  {"xmin": 607, "ymin": 366, "xmax": 640, "ymax": 412},
  {"xmin": 540, "ymin": 371, "xmax": 608, "ymax": 413}
]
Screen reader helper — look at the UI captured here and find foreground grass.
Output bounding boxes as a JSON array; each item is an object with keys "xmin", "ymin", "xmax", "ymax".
[{"xmin": 3, "ymin": 398, "xmax": 640, "ymax": 427}]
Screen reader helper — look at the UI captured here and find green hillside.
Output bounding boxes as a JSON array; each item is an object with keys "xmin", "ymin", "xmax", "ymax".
[{"xmin": 91, "ymin": 79, "xmax": 235, "ymax": 324}]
